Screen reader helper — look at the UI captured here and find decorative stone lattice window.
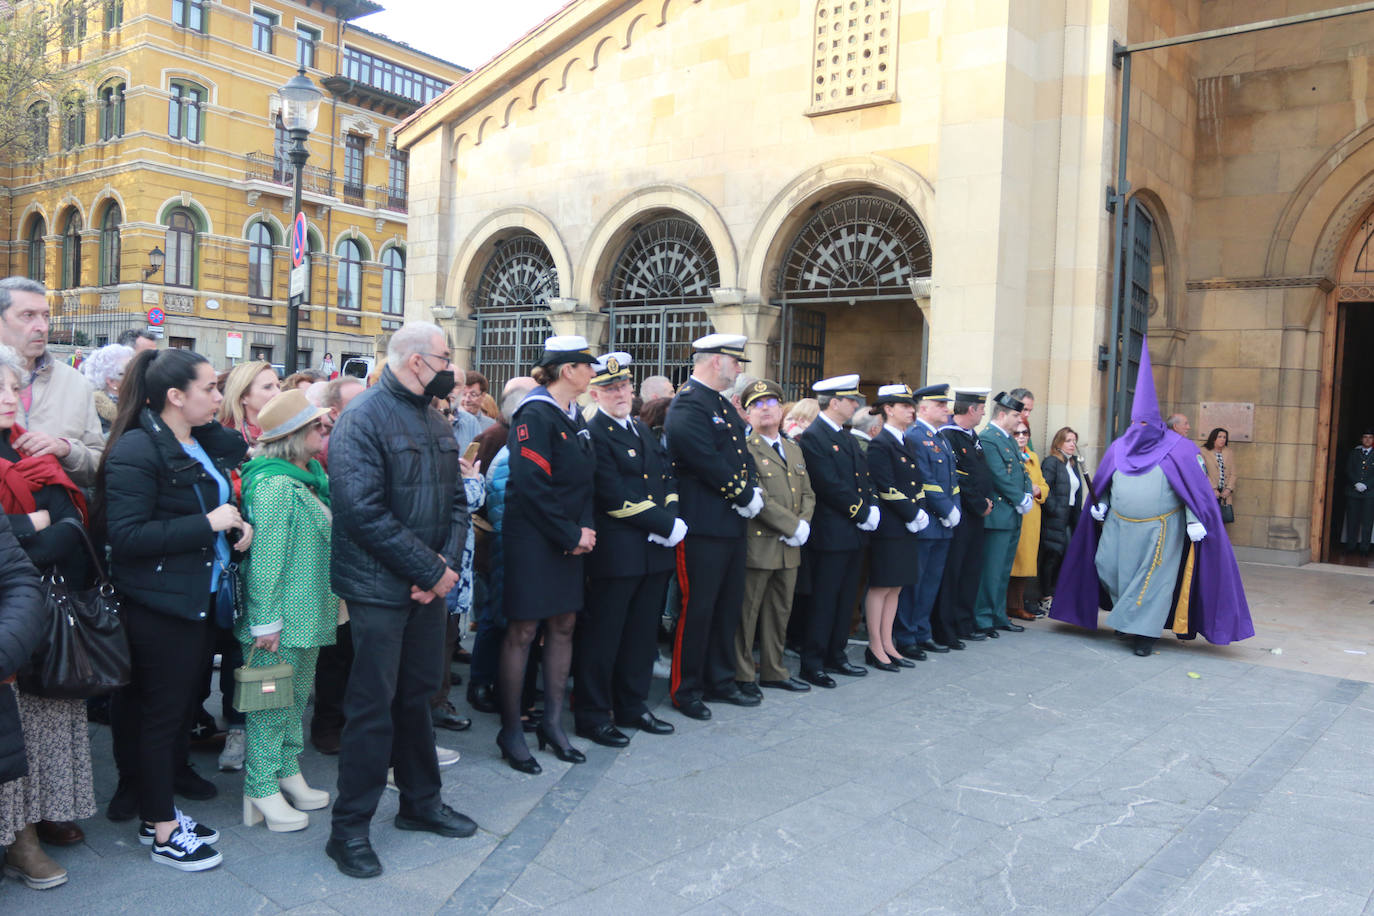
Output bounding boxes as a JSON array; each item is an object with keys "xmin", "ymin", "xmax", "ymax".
[{"xmin": 808, "ymin": 0, "xmax": 897, "ymax": 116}]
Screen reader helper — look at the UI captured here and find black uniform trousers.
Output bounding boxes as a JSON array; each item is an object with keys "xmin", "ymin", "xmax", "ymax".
[
  {"xmin": 933, "ymin": 513, "xmax": 986, "ymax": 642},
  {"xmin": 574, "ymin": 571, "xmax": 671, "ymax": 728},
  {"xmin": 111, "ymin": 600, "xmax": 212, "ymax": 824},
  {"xmin": 1349, "ymin": 495, "xmax": 1374, "ymax": 551},
  {"xmin": 331, "ymin": 597, "xmax": 445, "ymax": 840},
  {"xmin": 802, "ymin": 548, "xmax": 863, "ymax": 674},
  {"xmin": 672, "ymin": 535, "xmax": 745, "ymax": 706},
  {"xmin": 310, "ymin": 621, "xmax": 354, "ymax": 741}
]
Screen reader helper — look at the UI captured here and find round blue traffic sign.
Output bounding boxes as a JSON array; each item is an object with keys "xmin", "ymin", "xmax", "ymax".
[
  {"xmin": 291, "ymin": 212, "xmax": 308, "ymax": 267},
  {"xmin": 146, "ymin": 307, "xmax": 165, "ymax": 326}
]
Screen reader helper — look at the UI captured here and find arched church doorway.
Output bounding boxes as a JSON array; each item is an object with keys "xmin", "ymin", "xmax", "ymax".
[
  {"xmin": 773, "ymin": 192, "xmax": 931, "ymax": 397},
  {"xmin": 1322, "ymin": 215, "xmax": 1374, "ymax": 565},
  {"xmin": 471, "ymin": 232, "xmax": 557, "ymax": 392}
]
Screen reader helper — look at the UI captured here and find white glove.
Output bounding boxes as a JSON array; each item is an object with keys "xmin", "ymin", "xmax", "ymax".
[
  {"xmin": 1016, "ymin": 494, "xmax": 1033, "ymax": 515},
  {"xmin": 792, "ymin": 519, "xmax": 810, "ymax": 546},
  {"xmin": 1187, "ymin": 521, "xmax": 1207, "ymax": 542},
  {"xmin": 664, "ymin": 517, "xmax": 687, "ymax": 547},
  {"xmin": 733, "ymin": 487, "xmax": 765, "ymax": 518},
  {"xmin": 905, "ymin": 509, "xmax": 930, "ymax": 534},
  {"xmin": 944, "ymin": 506, "xmax": 961, "ymax": 528},
  {"xmin": 1358, "ymin": 483, "xmax": 1368, "ymax": 493},
  {"xmin": 857, "ymin": 505, "xmax": 880, "ymax": 531},
  {"xmin": 1090, "ymin": 502, "xmax": 1108, "ymax": 522}
]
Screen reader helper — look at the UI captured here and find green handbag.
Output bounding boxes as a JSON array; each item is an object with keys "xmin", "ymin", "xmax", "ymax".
[{"xmin": 233, "ymin": 647, "xmax": 294, "ymax": 712}]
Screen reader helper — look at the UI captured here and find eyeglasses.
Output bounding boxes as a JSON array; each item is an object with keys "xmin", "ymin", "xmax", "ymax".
[
  {"xmin": 418, "ymin": 352, "xmax": 453, "ymax": 369},
  {"xmin": 440, "ymin": 408, "xmax": 453, "ymax": 417},
  {"xmin": 1014, "ymin": 430, "xmax": 1029, "ymax": 437},
  {"xmin": 750, "ymin": 398, "xmax": 781, "ymax": 409}
]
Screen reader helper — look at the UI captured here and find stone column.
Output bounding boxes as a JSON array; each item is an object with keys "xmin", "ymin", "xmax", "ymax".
[
  {"xmin": 547, "ymin": 298, "xmax": 609, "ymax": 350},
  {"xmin": 706, "ymin": 288, "xmax": 780, "ymax": 370}
]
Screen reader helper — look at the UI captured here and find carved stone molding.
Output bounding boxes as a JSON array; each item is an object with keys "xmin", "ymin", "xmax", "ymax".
[{"xmin": 1186, "ymin": 276, "xmax": 1333, "ymax": 292}]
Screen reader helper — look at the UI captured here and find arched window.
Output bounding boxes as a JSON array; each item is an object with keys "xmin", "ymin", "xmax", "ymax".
[
  {"xmin": 99, "ymin": 82, "xmax": 125, "ymax": 140},
  {"xmin": 248, "ymin": 222, "xmax": 275, "ymax": 300},
  {"xmin": 61, "ymin": 211, "xmax": 83, "ymax": 289},
  {"xmin": 99, "ymin": 204, "xmax": 122, "ymax": 286},
  {"xmin": 27, "ymin": 219, "xmax": 46, "ymax": 284},
  {"xmin": 778, "ymin": 194, "xmax": 931, "ymax": 301},
  {"xmin": 27, "ymin": 103, "xmax": 49, "ymax": 157},
  {"xmin": 165, "ymin": 208, "xmax": 197, "ymax": 288},
  {"xmin": 471, "ymin": 234, "xmax": 556, "ymax": 391},
  {"xmin": 336, "ymin": 239, "xmax": 362, "ymax": 313},
  {"xmin": 168, "ymin": 80, "xmax": 206, "ymax": 142},
  {"xmin": 381, "ymin": 247, "xmax": 404, "ymax": 329},
  {"xmin": 60, "ymin": 94, "xmax": 85, "ymax": 150}
]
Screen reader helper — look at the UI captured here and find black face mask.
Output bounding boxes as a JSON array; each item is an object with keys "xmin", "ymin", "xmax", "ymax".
[{"xmin": 423, "ymin": 369, "xmax": 456, "ymax": 401}]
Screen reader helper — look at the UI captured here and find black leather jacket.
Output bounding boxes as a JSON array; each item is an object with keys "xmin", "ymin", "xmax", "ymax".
[
  {"xmin": 0, "ymin": 515, "xmax": 43, "ymax": 783},
  {"xmin": 328, "ymin": 367, "xmax": 468, "ymax": 607}
]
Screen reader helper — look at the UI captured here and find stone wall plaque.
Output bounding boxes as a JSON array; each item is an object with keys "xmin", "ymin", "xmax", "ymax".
[
  {"xmin": 163, "ymin": 294, "xmax": 195, "ymax": 313},
  {"xmin": 1198, "ymin": 402, "xmax": 1254, "ymax": 442}
]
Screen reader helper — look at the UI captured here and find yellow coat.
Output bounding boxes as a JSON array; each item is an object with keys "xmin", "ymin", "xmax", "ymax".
[{"xmin": 1012, "ymin": 449, "xmax": 1048, "ymax": 576}]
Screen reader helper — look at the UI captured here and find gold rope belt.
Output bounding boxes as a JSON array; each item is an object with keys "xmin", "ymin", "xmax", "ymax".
[{"xmin": 1111, "ymin": 506, "xmax": 1182, "ymax": 606}]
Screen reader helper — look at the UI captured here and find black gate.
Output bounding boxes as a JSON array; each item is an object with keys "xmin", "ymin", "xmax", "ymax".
[
  {"xmin": 606, "ymin": 304, "xmax": 712, "ymax": 389},
  {"xmin": 779, "ymin": 305, "xmax": 826, "ymax": 400},
  {"xmin": 1114, "ymin": 199, "xmax": 1153, "ymax": 435},
  {"xmin": 474, "ymin": 311, "xmax": 552, "ymax": 394}
]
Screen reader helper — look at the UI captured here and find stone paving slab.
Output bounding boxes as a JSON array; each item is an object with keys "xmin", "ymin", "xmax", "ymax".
[{"xmin": 4, "ymin": 563, "xmax": 1374, "ymax": 913}]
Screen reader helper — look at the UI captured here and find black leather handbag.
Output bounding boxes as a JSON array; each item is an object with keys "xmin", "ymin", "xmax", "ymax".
[
  {"xmin": 18, "ymin": 518, "xmax": 132, "ymax": 700},
  {"xmin": 1219, "ymin": 498, "xmax": 1235, "ymax": 524}
]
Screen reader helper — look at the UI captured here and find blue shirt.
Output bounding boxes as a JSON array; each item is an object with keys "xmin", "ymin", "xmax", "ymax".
[{"xmin": 180, "ymin": 437, "xmax": 232, "ymax": 591}]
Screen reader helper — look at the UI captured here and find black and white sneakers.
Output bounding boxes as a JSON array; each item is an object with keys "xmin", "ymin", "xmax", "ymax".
[{"xmin": 147, "ymin": 810, "xmax": 223, "ymax": 871}]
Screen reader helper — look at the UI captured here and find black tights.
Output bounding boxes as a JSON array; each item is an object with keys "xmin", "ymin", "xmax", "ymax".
[{"xmin": 497, "ymin": 611, "xmax": 576, "ymax": 759}]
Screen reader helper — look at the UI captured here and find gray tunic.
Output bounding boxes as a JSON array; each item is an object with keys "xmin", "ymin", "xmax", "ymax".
[{"xmin": 1097, "ymin": 466, "xmax": 1198, "ymax": 636}]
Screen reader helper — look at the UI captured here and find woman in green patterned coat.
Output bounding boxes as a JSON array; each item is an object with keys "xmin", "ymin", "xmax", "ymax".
[{"xmin": 236, "ymin": 389, "xmax": 337, "ymax": 832}]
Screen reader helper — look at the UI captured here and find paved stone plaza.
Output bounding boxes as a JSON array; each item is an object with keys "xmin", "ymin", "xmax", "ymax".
[{"xmin": 5, "ymin": 562, "xmax": 1374, "ymax": 914}]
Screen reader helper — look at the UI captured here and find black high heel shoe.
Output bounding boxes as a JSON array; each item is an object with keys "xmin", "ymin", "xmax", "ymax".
[
  {"xmin": 496, "ymin": 734, "xmax": 542, "ymax": 774},
  {"xmin": 535, "ymin": 723, "xmax": 586, "ymax": 764},
  {"xmin": 864, "ymin": 648, "xmax": 901, "ymax": 673}
]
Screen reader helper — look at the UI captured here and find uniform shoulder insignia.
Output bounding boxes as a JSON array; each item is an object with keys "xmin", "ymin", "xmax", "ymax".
[{"xmin": 516, "ymin": 424, "xmax": 529, "ymax": 441}]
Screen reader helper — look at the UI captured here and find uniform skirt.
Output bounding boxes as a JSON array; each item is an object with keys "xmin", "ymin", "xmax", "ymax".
[
  {"xmin": 503, "ymin": 529, "xmax": 584, "ymax": 621},
  {"xmin": 867, "ymin": 535, "xmax": 920, "ymax": 587}
]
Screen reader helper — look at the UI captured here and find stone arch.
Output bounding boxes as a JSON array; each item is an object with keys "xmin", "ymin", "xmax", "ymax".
[
  {"xmin": 240, "ymin": 211, "xmax": 286, "ymax": 244},
  {"xmin": 90, "ymin": 188, "xmax": 127, "ymax": 224},
  {"xmin": 17, "ymin": 202, "xmax": 49, "ymax": 237},
  {"xmin": 156, "ymin": 196, "xmax": 212, "ymax": 235},
  {"xmin": 589, "ymin": 35, "xmax": 616, "ymax": 70},
  {"xmin": 161, "ymin": 69, "xmax": 217, "ymax": 105},
  {"xmin": 333, "ymin": 228, "xmax": 373, "ymax": 262},
  {"xmin": 447, "ymin": 206, "xmax": 572, "ymax": 317},
  {"xmin": 528, "ymin": 78, "xmax": 550, "ymax": 110},
  {"xmin": 56, "ymin": 195, "xmax": 86, "ymax": 226},
  {"xmin": 742, "ymin": 156, "xmax": 934, "ymax": 302},
  {"xmin": 658, "ymin": 0, "xmax": 700, "ymax": 27},
  {"xmin": 1126, "ymin": 188, "xmax": 1183, "ymax": 332},
  {"xmin": 475, "ymin": 115, "xmax": 496, "ymax": 145},
  {"xmin": 623, "ymin": 13, "xmax": 648, "ymax": 48},
  {"xmin": 559, "ymin": 57, "xmax": 585, "ymax": 91},
  {"xmin": 501, "ymin": 97, "xmax": 523, "ymax": 128},
  {"xmin": 579, "ymin": 185, "xmax": 737, "ymax": 308}
]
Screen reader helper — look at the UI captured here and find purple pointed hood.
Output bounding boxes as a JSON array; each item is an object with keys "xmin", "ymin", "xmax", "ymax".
[{"xmin": 1115, "ymin": 338, "xmax": 1183, "ymax": 474}]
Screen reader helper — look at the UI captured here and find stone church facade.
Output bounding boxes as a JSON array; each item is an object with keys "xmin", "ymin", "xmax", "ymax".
[{"xmin": 398, "ymin": 0, "xmax": 1374, "ymax": 567}]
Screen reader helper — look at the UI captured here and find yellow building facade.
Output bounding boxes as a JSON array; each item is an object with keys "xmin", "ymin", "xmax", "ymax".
[
  {"xmin": 3, "ymin": 0, "xmax": 464, "ymax": 369},
  {"xmin": 398, "ymin": 0, "xmax": 1374, "ymax": 568}
]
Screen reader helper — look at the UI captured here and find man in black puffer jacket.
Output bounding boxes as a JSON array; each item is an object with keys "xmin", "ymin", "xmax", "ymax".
[
  {"xmin": 326, "ymin": 322, "xmax": 475, "ymax": 879},
  {"xmin": 0, "ymin": 515, "xmax": 43, "ymax": 785}
]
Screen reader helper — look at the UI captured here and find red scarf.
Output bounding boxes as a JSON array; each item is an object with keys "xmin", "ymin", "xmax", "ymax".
[{"xmin": 0, "ymin": 425, "xmax": 89, "ymax": 523}]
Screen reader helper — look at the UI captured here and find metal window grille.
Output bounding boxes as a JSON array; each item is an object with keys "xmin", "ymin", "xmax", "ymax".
[
  {"xmin": 778, "ymin": 305, "xmax": 827, "ymax": 400},
  {"xmin": 778, "ymin": 194, "xmax": 931, "ymax": 303},
  {"xmin": 474, "ymin": 312, "xmax": 552, "ymax": 394},
  {"xmin": 473, "ymin": 234, "xmax": 558, "ymax": 392},
  {"xmin": 1115, "ymin": 199, "xmax": 1154, "ymax": 435},
  {"xmin": 606, "ymin": 217, "xmax": 719, "ymax": 307},
  {"xmin": 607, "ymin": 305, "xmax": 713, "ymax": 389}
]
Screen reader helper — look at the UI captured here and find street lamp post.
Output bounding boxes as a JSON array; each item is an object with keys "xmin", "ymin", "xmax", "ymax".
[{"xmin": 278, "ymin": 68, "xmax": 324, "ymax": 376}]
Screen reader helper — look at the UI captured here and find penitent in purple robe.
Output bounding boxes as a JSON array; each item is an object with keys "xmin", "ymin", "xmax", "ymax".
[{"xmin": 1050, "ymin": 341, "xmax": 1253, "ymax": 645}]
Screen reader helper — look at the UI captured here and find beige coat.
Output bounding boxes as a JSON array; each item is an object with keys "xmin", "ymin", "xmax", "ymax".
[
  {"xmin": 1202, "ymin": 446, "xmax": 1238, "ymax": 503},
  {"xmin": 18, "ymin": 355, "xmax": 105, "ymax": 486},
  {"xmin": 744, "ymin": 433, "xmax": 815, "ymax": 570}
]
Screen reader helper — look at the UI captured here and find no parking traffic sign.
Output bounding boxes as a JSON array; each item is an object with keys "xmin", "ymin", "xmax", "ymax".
[
  {"xmin": 291, "ymin": 212, "xmax": 308, "ymax": 268},
  {"xmin": 146, "ymin": 307, "xmax": 165, "ymax": 326}
]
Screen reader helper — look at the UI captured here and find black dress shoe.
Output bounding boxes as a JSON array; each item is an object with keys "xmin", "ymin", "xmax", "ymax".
[
  {"xmin": 705, "ymin": 686, "xmax": 762, "ymax": 707},
  {"xmin": 326, "ymin": 836, "xmax": 383, "ymax": 878},
  {"xmin": 801, "ymin": 669, "xmax": 836, "ymax": 689},
  {"xmin": 895, "ymin": 644, "xmax": 928, "ymax": 662},
  {"xmin": 535, "ymin": 724, "xmax": 586, "ymax": 763},
  {"xmin": 106, "ymin": 779, "xmax": 138, "ymax": 822},
  {"xmin": 496, "ymin": 736, "xmax": 542, "ymax": 774},
  {"xmin": 466, "ymin": 683, "xmax": 497, "ymax": 714},
  {"xmin": 825, "ymin": 661, "xmax": 868, "ymax": 677},
  {"xmin": 431, "ymin": 702, "xmax": 472, "ymax": 732},
  {"xmin": 863, "ymin": 648, "xmax": 900, "ymax": 672},
  {"xmin": 946, "ymin": 639, "xmax": 966, "ymax": 650},
  {"xmin": 737, "ymin": 681, "xmax": 763, "ymax": 699},
  {"xmin": 173, "ymin": 765, "xmax": 217, "ymax": 801},
  {"xmin": 576, "ymin": 723, "xmax": 630, "ymax": 748},
  {"xmin": 616, "ymin": 712, "xmax": 675, "ymax": 734},
  {"xmin": 892, "ymin": 655, "xmax": 916, "ymax": 668},
  {"xmin": 918, "ymin": 640, "xmax": 951, "ymax": 654},
  {"xmin": 982, "ymin": 628, "xmax": 1000, "ymax": 638},
  {"xmin": 675, "ymin": 698, "xmax": 712, "ymax": 720},
  {"xmin": 961, "ymin": 631, "xmax": 989, "ymax": 641},
  {"xmin": 1132, "ymin": 635, "xmax": 1157, "ymax": 657},
  {"xmin": 311, "ymin": 730, "xmax": 341, "ymax": 755},
  {"xmin": 997, "ymin": 623, "xmax": 1026, "ymax": 633},
  {"xmin": 758, "ymin": 677, "xmax": 811, "ymax": 692},
  {"xmin": 395, "ymin": 803, "xmax": 478, "ymax": 838}
]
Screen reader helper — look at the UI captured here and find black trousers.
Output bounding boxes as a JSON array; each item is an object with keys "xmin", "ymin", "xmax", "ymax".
[
  {"xmin": 671, "ymin": 535, "xmax": 745, "ymax": 706},
  {"xmin": 1349, "ymin": 495, "xmax": 1374, "ymax": 551},
  {"xmin": 331, "ymin": 598, "xmax": 445, "ymax": 840},
  {"xmin": 803, "ymin": 548, "xmax": 863, "ymax": 673},
  {"xmin": 574, "ymin": 570, "xmax": 670, "ymax": 728},
  {"xmin": 311, "ymin": 621, "xmax": 353, "ymax": 739},
  {"xmin": 111, "ymin": 601, "xmax": 211, "ymax": 824},
  {"xmin": 199, "ymin": 624, "xmax": 243, "ymax": 728},
  {"xmin": 933, "ymin": 513, "xmax": 986, "ymax": 641}
]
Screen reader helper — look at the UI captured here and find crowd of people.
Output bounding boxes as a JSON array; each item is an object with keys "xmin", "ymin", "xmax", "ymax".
[{"xmin": 0, "ymin": 271, "xmax": 1259, "ymax": 887}]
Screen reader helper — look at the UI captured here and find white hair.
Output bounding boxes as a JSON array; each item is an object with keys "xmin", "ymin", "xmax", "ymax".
[
  {"xmin": 81, "ymin": 343, "xmax": 135, "ymax": 391},
  {"xmin": 0, "ymin": 344, "xmax": 21, "ymax": 384},
  {"xmin": 386, "ymin": 321, "xmax": 446, "ymax": 363}
]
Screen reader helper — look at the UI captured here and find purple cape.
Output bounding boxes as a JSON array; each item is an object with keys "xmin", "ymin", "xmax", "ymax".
[{"xmin": 1049, "ymin": 339, "xmax": 1253, "ymax": 644}]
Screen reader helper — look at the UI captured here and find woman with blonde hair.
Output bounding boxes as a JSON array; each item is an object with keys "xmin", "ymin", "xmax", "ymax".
[
  {"xmin": 1006, "ymin": 421, "xmax": 1047, "ymax": 621},
  {"xmin": 783, "ymin": 397, "xmax": 819, "ymax": 439},
  {"xmin": 218, "ymin": 362, "xmax": 282, "ymax": 448},
  {"xmin": 1039, "ymin": 426, "xmax": 1090, "ymax": 613}
]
